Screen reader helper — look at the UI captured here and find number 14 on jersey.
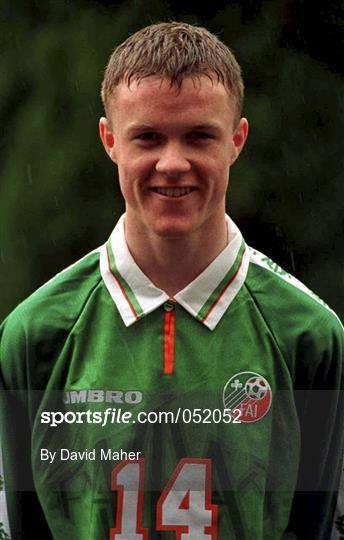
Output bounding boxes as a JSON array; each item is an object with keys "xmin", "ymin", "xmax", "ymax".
[{"xmin": 110, "ymin": 458, "xmax": 218, "ymax": 539}]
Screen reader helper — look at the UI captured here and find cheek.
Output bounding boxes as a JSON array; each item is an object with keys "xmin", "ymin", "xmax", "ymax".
[
  {"xmin": 117, "ymin": 166, "xmax": 132, "ymax": 199},
  {"xmin": 121, "ymin": 157, "xmax": 156, "ymax": 185},
  {"xmin": 117, "ymin": 162, "xmax": 146, "ymax": 200},
  {"xmin": 205, "ymin": 149, "xmax": 230, "ymax": 168},
  {"xmin": 206, "ymin": 157, "xmax": 230, "ymax": 181},
  {"xmin": 212, "ymin": 163, "xmax": 230, "ymax": 195}
]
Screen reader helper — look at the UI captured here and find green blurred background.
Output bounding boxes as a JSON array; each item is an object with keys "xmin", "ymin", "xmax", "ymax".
[{"xmin": 0, "ymin": 0, "xmax": 343, "ymax": 321}]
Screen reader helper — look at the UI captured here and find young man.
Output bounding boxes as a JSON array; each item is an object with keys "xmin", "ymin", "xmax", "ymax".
[{"xmin": 0, "ymin": 22, "xmax": 343, "ymax": 539}]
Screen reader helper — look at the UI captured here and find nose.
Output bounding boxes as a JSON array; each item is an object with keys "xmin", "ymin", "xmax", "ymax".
[{"xmin": 155, "ymin": 142, "xmax": 191, "ymax": 177}]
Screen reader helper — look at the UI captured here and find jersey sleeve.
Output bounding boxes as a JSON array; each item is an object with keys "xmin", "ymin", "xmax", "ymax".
[
  {"xmin": 0, "ymin": 315, "xmax": 53, "ymax": 539},
  {"xmin": 284, "ymin": 311, "xmax": 344, "ymax": 539}
]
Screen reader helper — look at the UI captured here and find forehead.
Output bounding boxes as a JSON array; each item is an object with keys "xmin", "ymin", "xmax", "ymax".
[{"xmin": 109, "ymin": 76, "xmax": 234, "ymax": 126}]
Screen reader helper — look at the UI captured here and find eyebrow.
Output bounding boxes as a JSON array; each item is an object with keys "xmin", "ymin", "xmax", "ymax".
[
  {"xmin": 126, "ymin": 122, "xmax": 221, "ymax": 135},
  {"xmin": 190, "ymin": 124, "xmax": 221, "ymax": 130},
  {"xmin": 127, "ymin": 124, "xmax": 154, "ymax": 133}
]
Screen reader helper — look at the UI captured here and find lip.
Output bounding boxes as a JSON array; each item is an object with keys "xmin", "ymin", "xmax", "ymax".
[{"xmin": 149, "ymin": 186, "xmax": 197, "ymax": 199}]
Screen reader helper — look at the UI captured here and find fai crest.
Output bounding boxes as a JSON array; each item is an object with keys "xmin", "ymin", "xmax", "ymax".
[{"xmin": 223, "ymin": 371, "xmax": 272, "ymax": 423}]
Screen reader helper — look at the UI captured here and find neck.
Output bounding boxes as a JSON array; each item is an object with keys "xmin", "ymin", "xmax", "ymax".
[{"xmin": 124, "ymin": 215, "xmax": 228, "ymax": 297}]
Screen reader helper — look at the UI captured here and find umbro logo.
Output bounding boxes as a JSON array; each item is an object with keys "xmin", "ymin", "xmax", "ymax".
[{"xmin": 63, "ymin": 389, "xmax": 142, "ymax": 405}]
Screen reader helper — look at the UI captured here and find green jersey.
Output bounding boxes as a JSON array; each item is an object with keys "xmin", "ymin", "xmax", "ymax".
[{"xmin": 0, "ymin": 215, "xmax": 343, "ymax": 539}]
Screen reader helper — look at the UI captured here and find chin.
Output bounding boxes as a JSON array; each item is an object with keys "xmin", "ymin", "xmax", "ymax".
[{"xmin": 150, "ymin": 219, "xmax": 195, "ymax": 240}]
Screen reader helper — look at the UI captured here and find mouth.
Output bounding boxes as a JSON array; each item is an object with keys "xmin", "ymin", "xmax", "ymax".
[{"xmin": 149, "ymin": 186, "xmax": 197, "ymax": 198}]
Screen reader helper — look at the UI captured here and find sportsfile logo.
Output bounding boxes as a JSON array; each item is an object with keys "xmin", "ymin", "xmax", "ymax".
[
  {"xmin": 63, "ymin": 389, "xmax": 142, "ymax": 405},
  {"xmin": 223, "ymin": 371, "xmax": 272, "ymax": 423}
]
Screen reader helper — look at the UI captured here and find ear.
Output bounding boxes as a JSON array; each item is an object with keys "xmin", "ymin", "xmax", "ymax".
[
  {"xmin": 230, "ymin": 118, "xmax": 249, "ymax": 165},
  {"xmin": 99, "ymin": 117, "xmax": 117, "ymax": 163}
]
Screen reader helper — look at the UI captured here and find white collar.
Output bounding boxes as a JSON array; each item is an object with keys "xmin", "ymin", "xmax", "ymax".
[{"xmin": 100, "ymin": 214, "xmax": 249, "ymax": 330}]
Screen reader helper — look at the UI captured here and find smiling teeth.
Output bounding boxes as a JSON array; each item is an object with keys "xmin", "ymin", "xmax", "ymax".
[{"xmin": 155, "ymin": 187, "xmax": 193, "ymax": 197}]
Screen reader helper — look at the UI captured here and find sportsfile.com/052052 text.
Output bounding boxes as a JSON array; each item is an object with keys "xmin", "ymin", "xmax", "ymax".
[{"xmin": 40, "ymin": 407, "xmax": 242, "ymax": 427}]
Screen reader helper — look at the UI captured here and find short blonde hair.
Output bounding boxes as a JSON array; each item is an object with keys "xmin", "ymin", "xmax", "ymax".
[{"xmin": 101, "ymin": 22, "xmax": 244, "ymax": 125}]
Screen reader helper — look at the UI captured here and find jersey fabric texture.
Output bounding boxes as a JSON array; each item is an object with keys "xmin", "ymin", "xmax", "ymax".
[{"xmin": 0, "ymin": 214, "xmax": 343, "ymax": 540}]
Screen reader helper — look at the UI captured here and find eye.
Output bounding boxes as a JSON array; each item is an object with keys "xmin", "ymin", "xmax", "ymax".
[
  {"xmin": 188, "ymin": 132, "xmax": 213, "ymax": 142},
  {"xmin": 135, "ymin": 132, "xmax": 161, "ymax": 143}
]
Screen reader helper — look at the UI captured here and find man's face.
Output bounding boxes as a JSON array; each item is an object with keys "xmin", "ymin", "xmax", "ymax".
[{"xmin": 100, "ymin": 75, "xmax": 248, "ymax": 240}]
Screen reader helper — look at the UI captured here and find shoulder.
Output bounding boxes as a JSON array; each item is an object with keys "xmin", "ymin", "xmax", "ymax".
[
  {"xmin": 0, "ymin": 247, "xmax": 103, "ymax": 385},
  {"xmin": 245, "ymin": 246, "xmax": 343, "ymax": 378},
  {"xmin": 2, "ymin": 246, "xmax": 102, "ymax": 331},
  {"xmin": 246, "ymin": 245, "xmax": 342, "ymax": 328}
]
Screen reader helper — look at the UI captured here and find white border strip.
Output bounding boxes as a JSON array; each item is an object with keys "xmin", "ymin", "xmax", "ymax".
[
  {"xmin": 99, "ymin": 243, "xmax": 137, "ymax": 327},
  {"xmin": 0, "ymin": 444, "xmax": 11, "ymax": 539},
  {"xmin": 204, "ymin": 247, "xmax": 250, "ymax": 330}
]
